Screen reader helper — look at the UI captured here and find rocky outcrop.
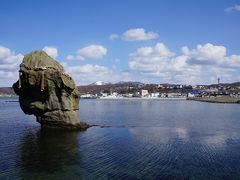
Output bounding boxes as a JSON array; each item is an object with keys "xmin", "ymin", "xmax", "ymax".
[{"xmin": 13, "ymin": 50, "xmax": 89, "ymax": 130}]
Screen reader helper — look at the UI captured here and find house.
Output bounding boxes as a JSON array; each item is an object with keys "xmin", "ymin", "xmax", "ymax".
[
  {"xmin": 141, "ymin": 90, "xmax": 149, "ymax": 97},
  {"xmin": 150, "ymin": 92, "xmax": 160, "ymax": 97}
]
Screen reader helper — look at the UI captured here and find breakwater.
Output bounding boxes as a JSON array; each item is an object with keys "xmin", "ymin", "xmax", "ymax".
[{"xmin": 187, "ymin": 96, "xmax": 240, "ymax": 104}]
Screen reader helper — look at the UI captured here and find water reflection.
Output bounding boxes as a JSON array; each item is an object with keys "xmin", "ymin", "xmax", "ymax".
[
  {"xmin": 17, "ymin": 129, "xmax": 82, "ymax": 178},
  {"xmin": 1, "ymin": 99, "xmax": 240, "ymax": 179}
]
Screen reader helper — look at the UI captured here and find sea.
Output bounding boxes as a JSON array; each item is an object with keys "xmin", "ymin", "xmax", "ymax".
[{"xmin": 1, "ymin": 98, "xmax": 240, "ymax": 179}]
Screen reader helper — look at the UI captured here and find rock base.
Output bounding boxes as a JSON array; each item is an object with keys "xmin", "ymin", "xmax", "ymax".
[
  {"xmin": 36, "ymin": 110, "xmax": 90, "ymax": 131},
  {"xmin": 40, "ymin": 121, "xmax": 91, "ymax": 131}
]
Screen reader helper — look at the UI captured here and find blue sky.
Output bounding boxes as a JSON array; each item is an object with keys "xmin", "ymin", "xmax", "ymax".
[{"xmin": 0, "ymin": 0, "xmax": 240, "ymax": 86}]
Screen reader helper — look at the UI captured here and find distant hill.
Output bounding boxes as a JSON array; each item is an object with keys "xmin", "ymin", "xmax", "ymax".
[
  {"xmin": 115, "ymin": 81, "xmax": 144, "ymax": 86},
  {"xmin": 230, "ymin": 82, "xmax": 240, "ymax": 87},
  {"xmin": 0, "ymin": 87, "xmax": 15, "ymax": 95},
  {"xmin": 78, "ymin": 81, "xmax": 145, "ymax": 94},
  {"xmin": 207, "ymin": 81, "xmax": 240, "ymax": 88},
  {"xmin": 1, "ymin": 81, "xmax": 240, "ymax": 96}
]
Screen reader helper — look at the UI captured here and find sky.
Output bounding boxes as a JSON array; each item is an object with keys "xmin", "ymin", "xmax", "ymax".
[{"xmin": 0, "ymin": 0, "xmax": 240, "ymax": 86}]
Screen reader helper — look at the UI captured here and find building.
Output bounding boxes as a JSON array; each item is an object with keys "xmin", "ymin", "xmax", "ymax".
[
  {"xmin": 150, "ymin": 92, "xmax": 160, "ymax": 97},
  {"xmin": 80, "ymin": 94, "xmax": 96, "ymax": 99},
  {"xmin": 141, "ymin": 90, "xmax": 149, "ymax": 97}
]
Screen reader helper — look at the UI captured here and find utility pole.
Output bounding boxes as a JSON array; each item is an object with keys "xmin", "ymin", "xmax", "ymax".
[{"xmin": 218, "ymin": 77, "xmax": 220, "ymax": 85}]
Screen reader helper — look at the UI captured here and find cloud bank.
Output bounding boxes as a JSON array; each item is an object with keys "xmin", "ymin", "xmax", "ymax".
[
  {"xmin": 128, "ymin": 43, "xmax": 240, "ymax": 84},
  {"xmin": 62, "ymin": 63, "xmax": 132, "ymax": 85},
  {"xmin": 1, "ymin": 41, "xmax": 240, "ymax": 86},
  {"xmin": 0, "ymin": 45, "xmax": 23, "ymax": 86}
]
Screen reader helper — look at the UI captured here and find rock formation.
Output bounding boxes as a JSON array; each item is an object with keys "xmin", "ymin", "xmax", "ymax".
[{"xmin": 13, "ymin": 50, "xmax": 89, "ymax": 130}]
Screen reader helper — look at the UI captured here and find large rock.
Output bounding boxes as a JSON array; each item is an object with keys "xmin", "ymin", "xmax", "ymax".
[{"xmin": 13, "ymin": 50, "xmax": 89, "ymax": 130}]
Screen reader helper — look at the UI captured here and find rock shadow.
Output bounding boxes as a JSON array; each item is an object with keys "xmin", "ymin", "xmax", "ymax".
[{"xmin": 17, "ymin": 129, "xmax": 82, "ymax": 175}]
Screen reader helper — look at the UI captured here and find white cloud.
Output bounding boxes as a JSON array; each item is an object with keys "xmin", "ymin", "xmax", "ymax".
[
  {"xmin": 43, "ymin": 46, "xmax": 58, "ymax": 59},
  {"xmin": 0, "ymin": 70, "xmax": 17, "ymax": 78},
  {"xmin": 0, "ymin": 46, "xmax": 11, "ymax": 60},
  {"xmin": 65, "ymin": 64, "xmax": 109, "ymax": 74},
  {"xmin": 0, "ymin": 45, "xmax": 23, "ymax": 86},
  {"xmin": 122, "ymin": 28, "xmax": 159, "ymax": 41},
  {"xmin": 0, "ymin": 63, "xmax": 20, "ymax": 71},
  {"xmin": 0, "ymin": 46, "xmax": 23, "ymax": 65},
  {"xmin": 183, "ymin": 43, "xmax": 240, "ymax": 69},
  {"xmin": 67, "ymin": 44, "xmax": 107, "ymax": 61},
  {"xmin": 0, "ymin": 46, "xmax": 23, "ymax": 70},
  {"xmin": 184, "ymin": 43, "xmax": 226, "ymax": 65},
  {"xmin": 128, "ymin": 43, "xmax": 200, "ymax": 84},
  {"xmin": 128, "ymin": 42, "xmax": 240, "ymax": 84},
  {"xmin": 129, "ymin": 43, "xmax": 174, "ymax": 73},
  {"xmin": 108, "ymin": 34, "xmax": 119, "ymax": 40},
  {"xmin": 62, "ymin": 63, "xmax": 132, "ymax": 85},
  {"xmin": 224, "ymin": 55, "xmax": 240, "ymax": 68},
  {"xmin": 225, "ymin": 5, "xmax": 240, "ymax": 12}
]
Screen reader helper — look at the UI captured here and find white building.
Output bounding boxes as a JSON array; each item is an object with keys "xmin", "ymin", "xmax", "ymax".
[
  {"xmin": 141, "ymin": 90, "xmax": 149, "ymax": 97},
  {"xmin": 80, "ymin": 94, "xmax": 94, "ymax": 98},
  {"xmin": 150, "ymin": 92, "xmax": 160, "ymax": 97}
]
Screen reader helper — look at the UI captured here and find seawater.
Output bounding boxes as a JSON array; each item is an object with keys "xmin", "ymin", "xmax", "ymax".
[{"xmin": 1, "ymin": 98, "xmax": 240, "ymax": 179}]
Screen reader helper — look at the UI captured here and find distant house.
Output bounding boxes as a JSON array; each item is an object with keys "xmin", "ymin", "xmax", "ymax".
[
  {"xmin": 150, "ymin": 92, "xmax": 160, "ymax": 97},
  {"xmin": 174, "ymin": 85, "xmax": 183, "ymax": 89},
  {"xmin": 95, "ymin": 92, "xmax": 108, "ymax": 97},
  {"xmin": 124, "ymin": 93, "xmax": 133, "ymax": 97},
  {"xmin": 111, "ymin": 92, "xmax": 118, "ymax": 96},
  {"xmin": 80, "ymin": 94, "xmax": 96, "ymax": 99},
  {"xmin": 101, "ymin": 92, "xmax": 108, "ymax": 97},
  {"xmin": 141, "ymin": 90, "xmax": 149, "ymax": 97}
]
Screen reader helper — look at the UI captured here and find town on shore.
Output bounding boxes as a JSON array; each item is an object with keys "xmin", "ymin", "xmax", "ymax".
[
  {"xmin": 1, "ymin": 81, "xmax": 240, "ymax": 103},
  {"xmin": 78, "ymin": 81, "xmax": 240, "ymax": 101}
]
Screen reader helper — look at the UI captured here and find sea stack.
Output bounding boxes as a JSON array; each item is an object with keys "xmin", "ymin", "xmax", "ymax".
[{"xmin": 12, "ymin": 50, "xmax": 89, "ymax": 130}]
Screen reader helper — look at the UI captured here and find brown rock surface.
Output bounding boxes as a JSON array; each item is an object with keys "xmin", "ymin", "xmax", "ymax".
[{"xmin": 12, "ymin": 50, "xmax": 89, "ymax": 130}]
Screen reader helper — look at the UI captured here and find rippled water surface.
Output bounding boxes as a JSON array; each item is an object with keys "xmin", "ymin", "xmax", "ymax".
[{"xmin": 1, "ymin": 98, "xmax": 240, "ymax": 179}]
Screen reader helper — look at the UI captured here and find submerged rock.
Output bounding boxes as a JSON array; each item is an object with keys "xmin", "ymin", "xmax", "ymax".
[{"xmin": 12, "ymin": 50, "xmax": 89, "ymax": 130}]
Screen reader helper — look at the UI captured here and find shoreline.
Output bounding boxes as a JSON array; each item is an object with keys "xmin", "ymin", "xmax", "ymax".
[
  {"xmin": 0, "ymin": 95, "xmax": 17, "ymax": 98},
  {"xmin": 187, "ymin": 97, "xmax": 240, "ymax": 104},
  {"xmin": 0, "ymin": 95, "xmax": 187, "ymax": 101},
  {"xmin": 3, "ymin": 95, "xmax": 240, "ymax": 103},
  {"xmin": 98, "ymin": 97, "xmax": 187, "ymax": 100}
]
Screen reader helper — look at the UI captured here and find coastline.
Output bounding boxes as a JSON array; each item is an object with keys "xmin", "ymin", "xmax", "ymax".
[
  {"xmin": 187, "ymin": 97, "xmax": 240, "ymax": 104},
  {"xmin": 0, "ymin": 95, "xmax": 17, "ymax": 98},
  {"xmin": 98, "ymin": 97, "xmax": 187, "ymax": 100}
]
